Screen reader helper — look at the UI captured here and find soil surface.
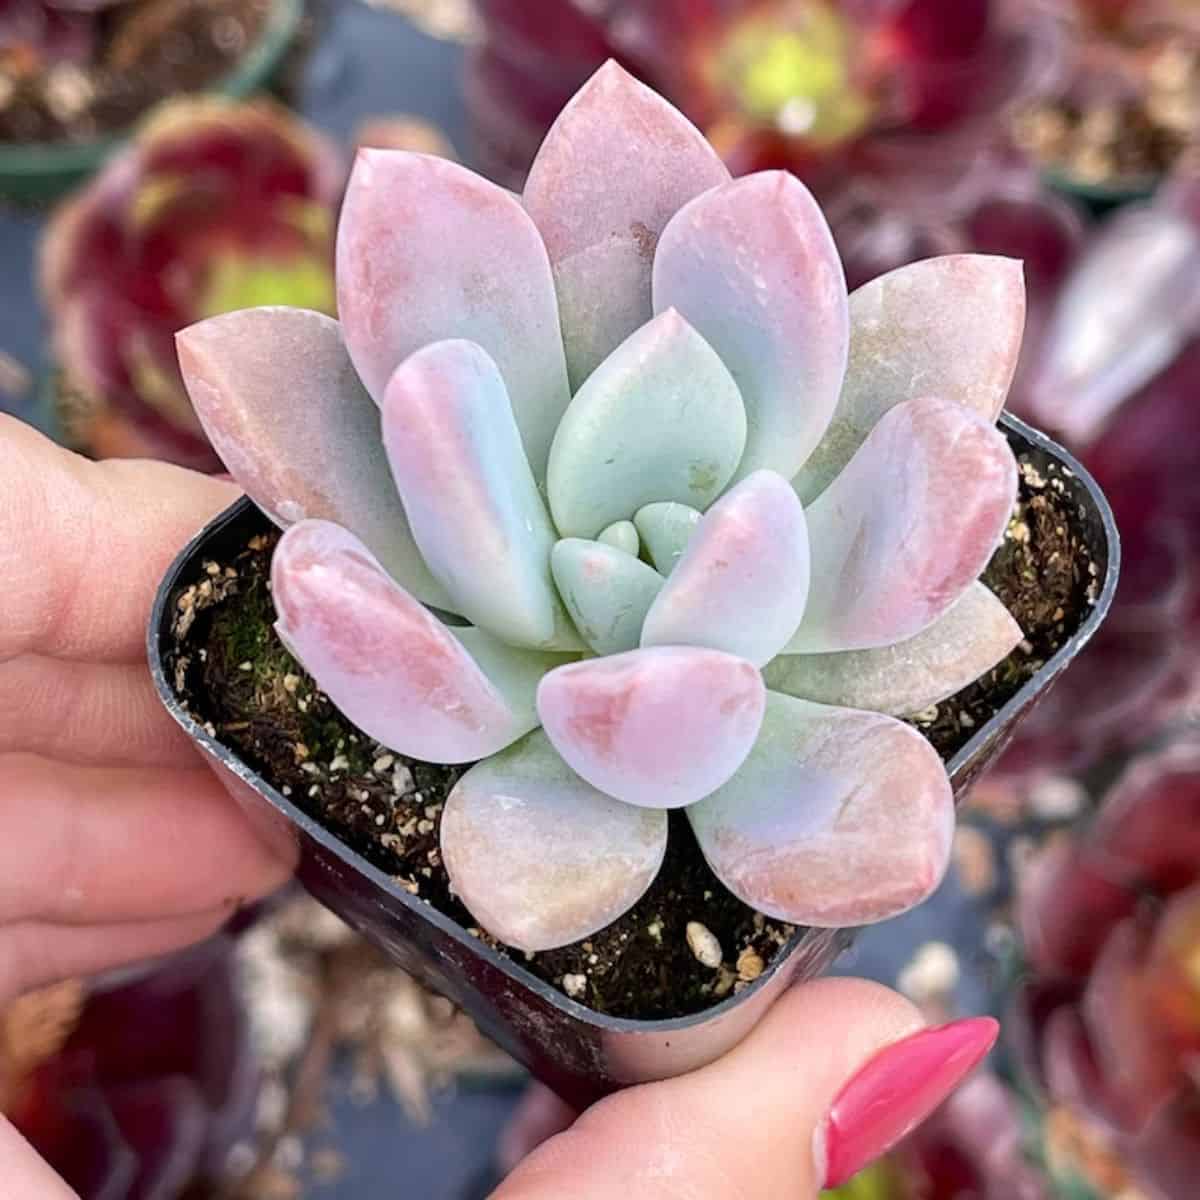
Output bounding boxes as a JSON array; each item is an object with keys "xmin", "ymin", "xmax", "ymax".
[
  {"xmin": 0, "ymin": 0, "xmax": 271, "ymax": 146},
  {"xmin": 167, "ymin": 455, "xmax": 1096, "ymax": 1020}
]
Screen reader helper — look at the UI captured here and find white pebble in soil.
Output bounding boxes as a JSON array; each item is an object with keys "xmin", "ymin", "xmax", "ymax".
[{"xmin": 686, "ymin": 921, "xmax": 723, "ymax": 969}]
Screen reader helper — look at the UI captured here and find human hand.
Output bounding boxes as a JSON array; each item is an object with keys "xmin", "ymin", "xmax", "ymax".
[
  {"xmin": 0, "ymin": 415, "xmax": 294, "ymax": 1004},
  {"xmin": 493, "ymin": 978, "xmax": 998, "ymax": 1199},
  {"xmin": 0, "ymin": 417, "xmax": 996, "ymax": 1199}
]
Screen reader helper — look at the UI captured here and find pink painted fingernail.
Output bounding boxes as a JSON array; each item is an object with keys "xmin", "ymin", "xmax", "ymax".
[{"xmin": 819, "ymin": 1016, "xmax": 999, "ymax": 1188}]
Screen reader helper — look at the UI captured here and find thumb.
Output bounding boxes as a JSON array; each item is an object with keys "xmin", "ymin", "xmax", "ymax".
[{"xmin": 494, "ymin": 977, "xmax": 998, "ymax": 1198}]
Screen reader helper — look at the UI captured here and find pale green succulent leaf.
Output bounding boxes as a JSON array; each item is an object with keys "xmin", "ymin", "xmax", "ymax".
[
  {"xmin": 634, "ymin": 501, "xmax": 703, "ymax": 574},
  {"xmin": 441, "ymin": 729, "xmax": 668, "ymax": 952},
  {"xmin": 598, "ymin": 519, "xmax": 640, "ymax": 557},
  {"xmin": 764, "ymin": 583, "xmax": 1022, "ymax": 716},
  {"xmin": 546, "ymin": 309, "xmax": 746, "ymax": 538},
  {"xmin": 688, "ymin": 692, "xmax": 954, "ymax": 926},
  {"xmin": 550, "ymin": 538, "xmax": 665, "ymax": 656}
]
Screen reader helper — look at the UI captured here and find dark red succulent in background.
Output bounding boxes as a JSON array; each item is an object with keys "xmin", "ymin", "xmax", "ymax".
[
  {"xmin": 467, "ymin": 0, "xmax": 1060, "ymax": 210},
  {"xmin": 976, "ymin": 163, "xmax": 1200, "ymax": 784},
  {"xmin": 1, "ymin": 934, "xmax": 257, "ymax": 1200},
  {"xmin": 1009, "ymin": 742, "xmax": 1200, "ymax": 1199},
  {"xmin": 39, "ymin": 95, "xmax": 342, "ymax": 470}
]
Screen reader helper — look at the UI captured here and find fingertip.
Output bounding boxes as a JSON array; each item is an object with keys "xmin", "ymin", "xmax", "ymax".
[{"xmin": 495, "ymin": 976, "xmax": 934, "ymax": 1199}]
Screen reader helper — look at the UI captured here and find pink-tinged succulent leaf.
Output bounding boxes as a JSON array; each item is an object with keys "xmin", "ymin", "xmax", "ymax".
[
  {"xmin": 1016, "ymin": 841, "xmax": 1139, "ymax": 978},
  {"xmin": 336, "ymin": 150, "xmax": 571, "ymax": 480},
  {"xmin": 763, "ymin": 582, "xmax": 1021, "ymax": 716},
  {"xmin": 381, "ymin": 339, "xmax": 579, "ymax": 651},
  {"xmin": 1089, "ymin": 743, "xmax": 1200, "ymax": 894},
  {"xmin": 546, "ymin": 309, "xmax": 746, "ymax": 538},
  {"xmin": 794, "ymin": 255, "xmax": 1026, "ymax": 502},
  {"xmin": 597, "ymin": 519, "xmax": 639, "ymax": 557},
  {"xmin": 653, "ymin": 171, "xmax": 849, "ymax": 482},
  {"xmin": 634, "ymin": 501, "xmax": 702, "ymax": 574},
  {"xmin": 641, "ymin": 470, "xmax": 810, "ymax": 668},
  {"xmin": 688, "ymin": 693, "xmax": 953, "ymax": 926},
  {"xmin": 1082, "ymin": 918, "xmax": 1178, "ymax": 1132},
  {"xmin": 785, "ymin": 397, "xmax": 1018, "ymax": 654},
  {"xmin": 441, "ymin": 730, "xmax": 668, "ymax": 952},
  {"xmin": 176, "ymin": 308, "xmax": 450, "ymax": 609},
  {"xmin": 523, "ymin": 60, "xmax": 730, "ymax": 390},
  {"xmin": 550, "ymin": 539, "xmax": 664, "ymax": 656},
  {"xmin": 1026, "ymin": 206, "xmax": 1200, "ymax": 446},
  {"xmin": 536, "ymin": 646, "xmax": 765, "ymax": 809},
  {"xmin": 271, "ymin": 521, "xmax": 567, "ymax": 763}
]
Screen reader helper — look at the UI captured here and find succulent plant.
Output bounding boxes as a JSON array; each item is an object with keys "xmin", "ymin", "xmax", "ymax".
[
  {"xmin": 39, "ymin": 96, "xmax": 341, "ymax": 470},
  {"xmin": 175, "ymin": 62, "xmax": 1026, "ymax": 953},
  {"xmin": 1021, "ymin": 164, "xmax": 1200, "ymax": 447},
  {"xmin": 1010, "ymin": 740, "xmax": 1200, "ymax": 1199},
  {"xmin": 980, "ymin": 167, "xmax": 1200, "ymax": 785}
]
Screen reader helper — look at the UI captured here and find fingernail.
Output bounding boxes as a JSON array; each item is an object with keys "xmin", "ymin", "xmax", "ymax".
[{"xmin": 818, "ymin": 1016, "xmax": 999, "ymax": 1188}]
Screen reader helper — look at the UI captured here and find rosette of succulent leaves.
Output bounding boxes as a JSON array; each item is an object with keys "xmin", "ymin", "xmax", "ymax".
[{"xmin": 177, "ymin": 63, "xmax": 1026, "ymax": 954}]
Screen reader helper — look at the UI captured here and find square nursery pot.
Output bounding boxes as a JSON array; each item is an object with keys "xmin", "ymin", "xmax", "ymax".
[{"xmin": 149, "ymin": 413, "xmax": 1119, "ymax": 1108}]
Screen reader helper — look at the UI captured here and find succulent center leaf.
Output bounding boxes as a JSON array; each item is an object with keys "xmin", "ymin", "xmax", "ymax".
[{"xmin": 546, "ymin": 310, "xmax": 747, "ymax": 539}]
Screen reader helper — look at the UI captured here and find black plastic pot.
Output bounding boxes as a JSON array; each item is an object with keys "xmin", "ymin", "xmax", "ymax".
[{"xmin": 149, "ymin": 413, "xmax": 1119, "ymax": 1108}]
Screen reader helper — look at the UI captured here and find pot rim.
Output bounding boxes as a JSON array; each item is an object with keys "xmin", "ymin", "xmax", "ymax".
[{"xmin": 148, "ymin": 411, "xmax": 1120, "ymax": 1035}]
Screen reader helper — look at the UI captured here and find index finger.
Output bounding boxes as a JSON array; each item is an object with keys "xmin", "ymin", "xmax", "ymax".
[{"xmin": 0, "ymin": 416, "xmax": 238, "ymax": 663}]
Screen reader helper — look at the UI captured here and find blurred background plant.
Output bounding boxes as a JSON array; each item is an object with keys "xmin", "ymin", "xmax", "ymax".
[
  {"xmin": 465, "ymin": 0, "xmax": 1064, "ymax": 255},
  {"xmin": 0, "ymin": 935, "xmax": 257, "ymax": 1198},
  {"xmin": 38, "ymin": 95, "xmax": 342, "ymax": 467},
  {"xmin": 0, "ymin": 0, "xmax": 310, "ymax": 202},
  {"xmin": 0, "ymin": 896, "xmax": 517, "ymax": 1199},
  {"xmin": 1014, "ymin": 0, "xmax": 1200, "ymax": 206},
  {"xmin": 1004, "ymin": 742, "xmax": 1200, "ymax": 1199},
  {"xmin": 3, "ymin": 0, "xmax": 1200, "ymax": 1196}
]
